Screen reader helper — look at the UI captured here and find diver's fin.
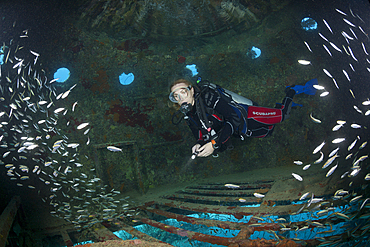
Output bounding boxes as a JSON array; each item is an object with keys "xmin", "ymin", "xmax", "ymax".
[
  {"xmin": 289, "ymin": 78, "xmax": 318, "ymax": 95},
  {"xmin": 275, "ymin": 101, "xmax": 303, "ymax": 108},
  {"xmin": 292, "ymin": 101, "xmax": 303, "ymax": 107}
]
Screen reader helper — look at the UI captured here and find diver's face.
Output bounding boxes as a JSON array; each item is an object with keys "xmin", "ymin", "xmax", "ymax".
[{"xmin": 170, "ymin": 83, "xmax": 194, "ymax": 106}]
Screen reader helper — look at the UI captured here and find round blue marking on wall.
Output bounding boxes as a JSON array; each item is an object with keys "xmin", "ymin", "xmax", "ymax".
[
  {"xmin": 301, "ymin": 17, "xmax": 317, "ymax": 31},
  {"xmin": 119, "ymin": 72, "xmax": 134, "ymax": 85},
  {"xmin": 186, "ymin": 64, "xmax": 198, "ymax": 77},
  {"xmin": 247, "ymin": 46, "xmax": 261, "ymax": 60},
  {"xmin": 54, "ymin": 68, "xmax": 70, "ymax": 83}
]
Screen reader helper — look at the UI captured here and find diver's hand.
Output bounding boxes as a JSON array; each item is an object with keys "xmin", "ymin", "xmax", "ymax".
[
  {"xmin": 192, "ymin": 144, "xmax": 201, "ymax": 154},
  {"xmin": 197, "ymin": 142, "xmax": 215, "ymax": 157}
]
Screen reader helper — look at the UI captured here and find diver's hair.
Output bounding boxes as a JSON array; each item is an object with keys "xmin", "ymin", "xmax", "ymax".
[
  {"xmin": 169, "ymin": 78, "xmax": 192, "ymax": 91},
  {"xmin": 168, "ymin": 79, "xmax": 193, "ymax": 110}
]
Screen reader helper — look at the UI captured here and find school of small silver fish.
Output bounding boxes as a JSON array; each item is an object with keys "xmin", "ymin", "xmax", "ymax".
[
  {"xmin": 291, "ymin": 6, "xmax": 370, "ymax": 244},
  {"xmin": 1, "ymin": 5, "xmax": 369, "ymax": 244},
  {"xmin": 0, "ymin": 29, "xmax": 134, "ymax": 229}
]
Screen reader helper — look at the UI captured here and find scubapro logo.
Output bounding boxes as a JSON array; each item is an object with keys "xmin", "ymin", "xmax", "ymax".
[{"xmin": 253, "ymin": 111, "xmax": 276, "ymax": 116}]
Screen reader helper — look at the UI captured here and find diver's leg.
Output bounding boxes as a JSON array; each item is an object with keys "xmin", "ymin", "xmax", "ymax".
[
  {"xmin": 279, "ymin": 87, "xmax": 296, "ymax": 121},
  {"xmin": 245, "ymin": 119, "xmax": 275, "ymax": 138}
]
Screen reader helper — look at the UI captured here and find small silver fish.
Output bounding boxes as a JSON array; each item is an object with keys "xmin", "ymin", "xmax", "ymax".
[
  {"xmin": 313, "ymin": 85, "xmax": 325, "ymax": 90},
  {"xmin": 222, "ymin": 184, "xmax": 240, "ymax": 190},
  {"xmin": 323, "ymin": 19, "xmax": 333, "ymax": 33},
  {"xmin": 54, "ymin": 108, "xmax": 65, "ymax": 113},
  {"xmin": 359, "ymin": 141, "xmax": 367, "ymax": 149},
  {"xmin": 360, "ymin": 198, "xmax": 370, "ymax": 210},
  {"xmin": 253, "ymin": 193, "xmax": 265, "ymax": 198},
  {"xmin": 353, "ymin": 155, "xmax": 368, "ymax": 166},
  {"xmin": 303, "ymin": 164, "xmax": 311, "ymax": 170},
  {"xmin": 349, "ymin": 28, "xmax": 358, "ymax": 40},
  {"xmin": 345, "ymin": 153, "xmax": 353, "ymax": 160},
  {"xmin": 319, "ymin": 33, "xmax": 329, "ymax": 42},
  {"xmin": 343, "ymin": 18, "xmax": 356, "ymax": 27},
  {"xmin": 342, "ymin": 69, "xmax": 350, "ymax": 81},
  {"xmin": 329, "ymin": 42, "xmax": 342, "ymax": 53},
  {"xmin": 332, "ymin": 138, "xmax": 345, "ymax": 144},
  {"xmin": 304, "ymin": 41, "xmax": 312, "ymax": 52},
  {"xmin": 312, "ymin": 141, "xmax": 325, "ymax": 154},
  {"xmin": 362, "ymin": 99, "xmax": 370, "ymax": 105},
  {"xmin": 326, "ymin": 163, "xmax": 338, "ymax": 177},
  {"xmin": 292, "ymin": 173, "xmax": 303, "ymax": 181},
  {"xmin": 329, "ymin": 147, "xmax": 339, "ymax": 157},
  {"xmin": 349, "ymin": 63, "xmax": 355, "ymax": 72},
  {"xmin": 348, "ymin": 138, "xmax": 357, "ymax": 151},
  {"xmin": 49, "ymin": 78, "xmax": 58, "ymax": 84},
  {"xmin": 341, "ymin": 171, "xmax": 349, "ymax": 179},
  {"xmin": 107, "ymin": 146, "xmax": 122, "ymax": 152},
  {"xmin": 67, "ymin": 143, "xmax": 79, "ymax": 148},
  {"xmin": 322, "ymin": 154, "xmax": 339, "ymax": 169},
  {"xmin": 294, "ymin": 160, "xmax": 303, "ymax": 165},
  {"xmin": 322, "ymin": 44, "xmax": 332, "ymax": 56},
  {"xmin": 332, "ymin": 78, "xmax": 339, "ymax": 89},
  {"xmin": 72, "ymin": 101, "xmax": 78, "ymax": 112},
  {"xmin": 361, "ymin": 43, "xmax": 369, "ymax": 56},
  {"xmin": 310, "ymin": 113, "xmax": 322, "ymax": 123},
  {"xmin": 335, "ymin": 8, "xmax": 347, "ymax": 16},
  {"xmin": 349, "ymin": 195, "xmax": 363, "ymax": 204},
  {"xmin": 61, "ymin": 90, "xmax": 71, "ymax": 99},
  {"xmin": 298, "ymin": 60, "xmax": 311, "ymax": 65},
  {"xmin": 332, "ymin": 124, "xmax": 342, "ymax": 131},
  {"xmin": 323, "ymin": 69, "xmax": 333, "ymax": 78},
  {"xmin": 77, "ymin": 122, "xmax": 89, "ymax": 130},
  {"xmin": 348, "ymin": 46, "xmax": 358, "ymax": 62},
  {"xmin": 353, "ymin": 105, "xmax": 363, "ymax": 114},
  {"xmin": 320, "ymin": 91, "xmax": 329, "ymax": 97},
  {"xmin": 350, "ymin": 168, "xmax": 361, "ymax": 177},
  {"xmin": 314, "ymin": 151, "xmax": 324, "ymax": 164},
  {"xmin": 342, "ymin": 31, "xmax": 354, "ymax": 40},
  {"xmin": 300, "ymin": 192, "xmax": 310, "ymax": 200}
]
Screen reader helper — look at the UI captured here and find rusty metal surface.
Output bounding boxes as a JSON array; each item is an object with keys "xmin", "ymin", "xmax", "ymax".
[
  {"xmin": 61, "ymin": 230, "xmax": 74, "ymax": 247},
  {"xmin": 138, "ymin": 216, "xmax": 301, "ymax": 247},
  {"xmin": 139, "ymin": 206, "xmax": 281, "ymax": 231},
  {"xmin": 89, "ymin": 222, "xmax": 121, "ymax": 242},
  {"xmin": 111, "ymin": 220, "xmax": 165, "ymax": 243},
  {"xmin": 0, "ymin": 196, "xmax": 21, "ymax": 247}
]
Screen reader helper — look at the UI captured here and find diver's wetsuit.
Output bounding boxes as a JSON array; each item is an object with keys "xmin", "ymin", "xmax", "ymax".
[{"xmin": 185, "ymin": 87, "xmax": 295, "ymax": 152}]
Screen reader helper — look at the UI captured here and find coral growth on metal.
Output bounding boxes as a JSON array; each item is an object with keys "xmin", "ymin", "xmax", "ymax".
[{"xmin": 79, "ymin": 0, "xmax": 264, "ymax": 38}]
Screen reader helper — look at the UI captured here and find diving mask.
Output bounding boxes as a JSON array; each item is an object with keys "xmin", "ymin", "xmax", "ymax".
[{"xmin": 169, "ymin": 86, "xmax": 192, "ymax": 103}]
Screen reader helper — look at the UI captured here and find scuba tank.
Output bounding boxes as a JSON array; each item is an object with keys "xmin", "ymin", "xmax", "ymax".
[
  {"xmin": 207, "ymin": 83, "xmax": 254, "ymax": 106},
  {"xmin": 198, "ymin": 79, "xmax": 256, "ymax": 106}
]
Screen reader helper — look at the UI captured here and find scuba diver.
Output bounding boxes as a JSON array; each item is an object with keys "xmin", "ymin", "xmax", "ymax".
[{"xmin": 169, "ymin": 78, "xmax": 318, "ymax": 158}]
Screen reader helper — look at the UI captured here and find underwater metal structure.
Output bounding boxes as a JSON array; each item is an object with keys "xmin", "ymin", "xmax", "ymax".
[
  {"xmin": 5, "ymin": 173, "xmax": 365, "ymax": 246},
  {"xmin": 78, "ymin": 0, "xmax": 279, "ymax": 38}
]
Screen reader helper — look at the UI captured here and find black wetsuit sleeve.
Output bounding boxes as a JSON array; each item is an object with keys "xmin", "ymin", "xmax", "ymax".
[{"xmin": 187, "ymin": 114, "xmax": 206, "ymax": 146}]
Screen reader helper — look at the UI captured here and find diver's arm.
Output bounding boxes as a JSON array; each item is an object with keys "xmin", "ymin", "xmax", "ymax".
[{"xmin": 187, "ymin": 117, "xmax": 206, "ymax": 146}]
